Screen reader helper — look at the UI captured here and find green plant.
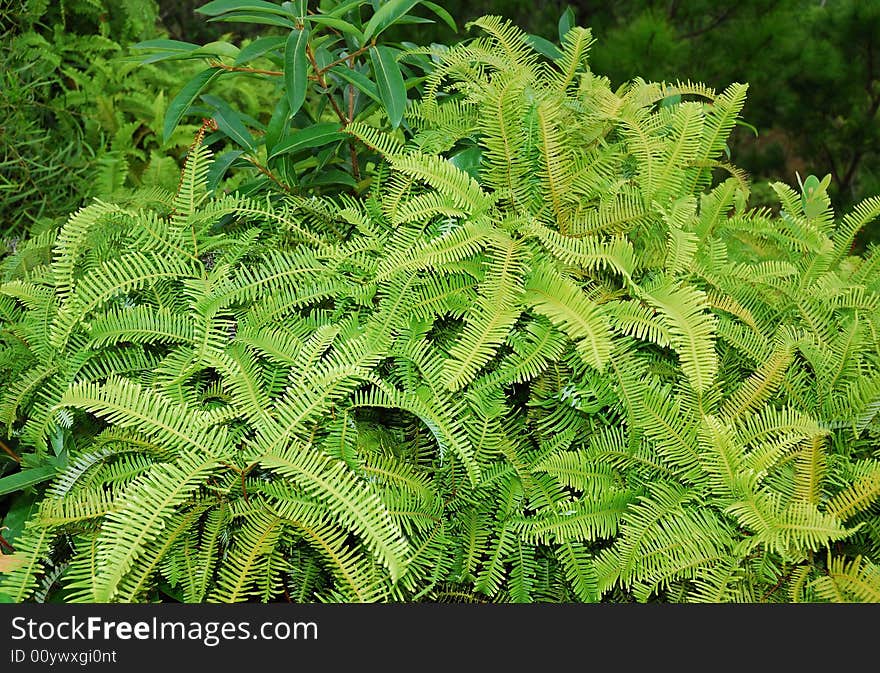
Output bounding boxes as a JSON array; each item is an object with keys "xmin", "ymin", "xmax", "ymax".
[
  {"xmin": 130, "ymin": 0, "xmax": 458, "ymax": 196},
  {"xmin": 0, "ymin": 0, "xmax": 164, "ymax": 237},
  {"xmin": 1, "ymin": 16, "xmax": 879, "ymax": 604},
  {"xmin": 0, "ymin": 0, "xmax": 279, "ymax": 242},
  {"xmin": 356, "ymin": 0, "xmax": 880, "ymax": 248}
]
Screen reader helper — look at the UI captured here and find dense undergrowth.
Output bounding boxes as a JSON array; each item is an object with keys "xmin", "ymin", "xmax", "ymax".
[{"xmin": 0, "ymin": 3, "xmax": 878, "ymax": 603}]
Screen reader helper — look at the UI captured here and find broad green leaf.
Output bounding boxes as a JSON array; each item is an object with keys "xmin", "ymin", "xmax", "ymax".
[
  {"xmin": 285, "ymin": 28, "xmax": 311, "ymax": 115},
  {"xmin": 379, "ymin": 15, "xmax": 432, "ymax": 25},
  {"xmin": 207, "ymin": 150, "xmax": 245, "ymax": 192},
  {"xmin": 558, "ymin": 6, "xmax": 575, "ymax": 42},
  {"xmin": 802, "ymin": 173, "xmax": 832, "ymax": 219},
  {"xmin": 234, "ymin": 36, "xmax": 286, "ymax": 65},
  {"xmin": 128, "ymin": 39, "xmax": 205, "ymax": 64},
  {"xmin": 370, "ymin": 46, "xmax": 407, "ymax": 129},
  {"xmin": 327, "ymin": 0, "xmax": 370, "ymax": 19},
  {"xmin": 329, "ymin": 66, "xmax": 382, "ymax": 104},
  {"xmin": 422, "ymin": 1, "xmax": 457, "ymax": 32},
  {"xmin": 131, "ymin": 39, "xmax": 200, "ymax": 53},
  {"xmin": 265, "ymin": 96, "xmax": 291, "ymax": 154},
  {"xmin": 163, "ymin": 68, "xmax": 223, "ymax": 143},
  {"xmin": 449, "ymin": 146, "xmax": 483, "ymax": 179},
  {"xmin": 202, "ymin": 95, "xmax": 257, "ymax": 152},
  {"xmin": 197, "ymin": 0, "xmax": 294, "ymax": 17},
  {"xmin": 288, "ymin": 0, "xmax": 306, "ymax": 18},
  {"xmin": 207, "ymin": 12, "xmax": 296, "ymax": 27},
  {"xmin": 306, "ymin": 15, "xmax": 365, "ymax": 41},
  {"xmin": 526, "ymin": 34, "xmax": 563, "ymax": 60},
  {"xmin": 49, "ymin": 426, "xmax": 67, "ymax": 458},
  {"xmin": 363, "ymin": 0, "xmax": 420, "ymax": 41},
  {"xmin": 301, "ymin": 169, "xmax": 358, "ymax": 188},
  {"xmin": 0, "ymin": 492, "xmax": 38, "ymax": 545},
  {"xmin": 192, "ymin": 41, "xmax": 241, "ymax": 59},
  {"xmin": 269, "ymin": 122, "xmax": 346, "ymax": 159},
  {"xmin": 0, "ymin": 466, "xmax": 57, "ymax": 497}
]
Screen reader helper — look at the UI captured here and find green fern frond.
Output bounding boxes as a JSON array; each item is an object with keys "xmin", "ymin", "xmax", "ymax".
[
  {"xmin": 524, "ymin": 260, "xmax": 611, "ymax": 371},
  {"xmin": 811, "ymin": 554, "xmax": 880, "ymax": 603}
]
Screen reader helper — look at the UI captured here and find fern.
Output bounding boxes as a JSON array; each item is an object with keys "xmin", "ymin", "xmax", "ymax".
[{"xmin": 1, "ymin": 16, "xmax": 879, "ymax": 605}]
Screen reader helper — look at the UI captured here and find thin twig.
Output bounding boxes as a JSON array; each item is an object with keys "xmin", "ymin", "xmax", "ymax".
[
  {"xmin": 209, "ymin": 61, "xmax": 283, "ymax": 77},
  {"xmin": 244, "ymin": 156, "xmax": 292, "ymax": 193},
  {"xmin": 316, "ymin": 40, "xmax": 375, "ymax": 76},
  {"xmin": 304, "ymin": 44, "xmax": 348, "ymax": 125},
  {"xmin": 0, "ymin": 438, "xmax": 20, "ymax": 463},
  {"xmin": 761, "ymin": 567, "xmax": 797, "ymax": 601}
]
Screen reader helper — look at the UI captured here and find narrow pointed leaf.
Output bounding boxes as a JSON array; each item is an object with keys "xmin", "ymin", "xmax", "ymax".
[
  {"xmin": 370, "ymin": 46, "xmax": 407, "ymax": 129},
  {"xmin": 234, "ymin": 36, "xmax": 286, "ymax": 65},
  {"xmin": 197, "ymin": 0, "xmax": 294, "ymax": 17},
  {"xmin": 422, "ymin": 1, "xmax": 457, "ymax": 32},
  {"xmin": 285, "ymin": 28, "xmax": 311, "ymax": 115},
  {"xmin": 329, "ymin": 66, "xmax": 382, "ymax": 104},
  {"xmin": 202, "ymin": 95, "xmax": 256, "ymax": 152},
  {"xmin": 269, "ymin": 123, "xmax": 346, "ymax": 159},
  {"xmin": 163, "ymin": 68, "xmax": 223, "ymax": 144},
  {"xmin": 363, "ymin": 0, "xmax": 420, "ymax": 41}
]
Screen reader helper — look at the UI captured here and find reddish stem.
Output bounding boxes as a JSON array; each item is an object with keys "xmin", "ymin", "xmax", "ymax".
[{"xmin": 0, "ymin": 439, "xmax": 20, "ymax": 464}]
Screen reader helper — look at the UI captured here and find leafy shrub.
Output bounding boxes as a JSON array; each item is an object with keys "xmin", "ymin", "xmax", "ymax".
[
  {"xmin": 130, "ymin": 0, "xmax": 457, "ymax": 197},
  {"xmin": 394, "ymin": 0, "xmax": 880, "ymax": 248},
  {"xmin": 0, "ymin": 0, "xmax": 276, "ymax": 240},
  {"xmin": 1, "ymin": 15, "xmax": 879, "ymax": 604},
  {"xmin": 0, "ymin": 0, "xmax": 165, "ymax": 237}
]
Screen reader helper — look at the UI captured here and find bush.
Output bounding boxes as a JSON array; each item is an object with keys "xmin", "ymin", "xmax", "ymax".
[
  {"xmin": 0, "ymin": 0, "xmax": 276, "ymax": 241},
  {"xmin": 0, "ymin": 0, "xmax": 166, "ymax": 238},
  {"xmin": 1, "ymin": 12, "xmax": 879, "ymax": 604}
]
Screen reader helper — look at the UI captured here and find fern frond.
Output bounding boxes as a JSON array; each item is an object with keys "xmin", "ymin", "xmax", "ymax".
[
  {"xmin": 524, "ymin": 260, "xmax": 611, "ymax": 371},
  {"xmin": 811, "ymin": 554, "xmax": 880, "ymax": 603},
  {"xmin": 643, "ymin": 283, "xmax": 718, "ymax": 393},
  {"xmin": 259, "ymin": 441, "xmax": 409, "ymax": 583},
  {"xmin": 442, "ymin": 235, "xmax": 525, "ymax": 390}
]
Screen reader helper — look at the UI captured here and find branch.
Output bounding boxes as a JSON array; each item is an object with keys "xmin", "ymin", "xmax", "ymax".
[
  {"xmin": 304, "ymin": 43, "xmax": 360, "ymax": 180},
  {"xmin": 678, "ymin": 8, "xmax": 736, "ymax": 41},
  {"xmin": 0, "ymin": 438, "xmax": 20, "ymax": 464},
  {"xmin": 316, "ymin": 40, "xmax": 376, "ymax": 76},
  {"xmin": 243, "ymin": 156, "xmax": 292, "ymax": 193},
  {"xmin": 209, "ymin": 61, "xmax": 283, "ymax": 77},
  {"xmin": 305, "ymin": 43, "xmax": 348, "ymax": 124}
]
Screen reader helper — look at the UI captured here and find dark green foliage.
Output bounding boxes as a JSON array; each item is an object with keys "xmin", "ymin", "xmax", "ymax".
[
  {"xmin": 585, "ymin": 1, "xmax": 880, "ymax": 237},
  {"xmin": 0, "ymin": 0, "xmax": 164, "ymax": 237},
  {"xmin": 1, "ymin": 17, "xmax": 878, "ymax": 604},
  {"xmin": 0, "ymin": 0, "xmax": 275, "ymax": 240}
]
